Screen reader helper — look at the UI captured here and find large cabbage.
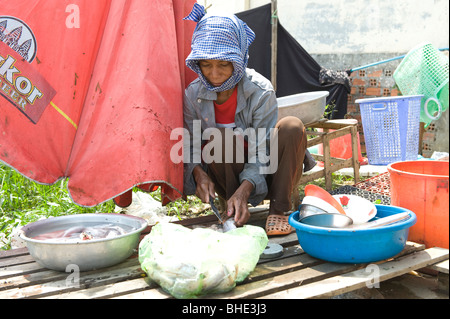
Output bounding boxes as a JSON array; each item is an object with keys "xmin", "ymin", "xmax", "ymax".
[{"xmin": 138, "ymin": 222, "xmax": 268, "ymax": 298}]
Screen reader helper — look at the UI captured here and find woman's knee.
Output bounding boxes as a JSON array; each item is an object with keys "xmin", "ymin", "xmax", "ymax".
[{"xmin": 276, "ymin": 116, "xmax": 305, "ymax": 138}]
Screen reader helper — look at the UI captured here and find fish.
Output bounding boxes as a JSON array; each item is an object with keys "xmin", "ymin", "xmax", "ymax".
[
  {"xmin": 33, "ymin": 224, "xmax": 129, "ymax": 242},
  {"xmin": 222, "ymin": 219, "xmax": 237, "ymax": 232}
]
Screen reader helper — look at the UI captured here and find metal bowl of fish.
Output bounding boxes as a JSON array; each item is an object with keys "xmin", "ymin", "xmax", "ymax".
[{"xmin": 20, "ymin": 213, "xmax": 148, "ymax": 271}]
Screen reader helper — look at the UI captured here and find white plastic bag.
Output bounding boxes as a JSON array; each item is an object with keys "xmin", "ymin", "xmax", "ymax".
[{"xmin": 138, "ymin": 222, "xmax": 268, "ymax": 298}]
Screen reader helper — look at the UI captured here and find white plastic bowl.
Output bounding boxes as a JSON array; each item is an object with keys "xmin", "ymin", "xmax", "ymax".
[
  {"xmin": 277, "ymin": 91, "xmax": 329, "ymax": 124},
  {"xmin": 332, "ymin": 194, "xmax": 377, "ymax": 224},
  {"xmin": 301, "ymin": 195, "xmax": 341, "ymax": 215}
]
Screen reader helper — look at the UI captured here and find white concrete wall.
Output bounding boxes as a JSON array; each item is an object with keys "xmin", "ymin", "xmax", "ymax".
[{"xmin": 201, "ymin": 0, "xmax": 449, "ymax": 55}]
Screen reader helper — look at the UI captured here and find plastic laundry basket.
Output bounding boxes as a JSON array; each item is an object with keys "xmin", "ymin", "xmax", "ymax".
[
  {"xmin": 393, "ymin": 43, "xmax": 449, "ymax": 126},
  {"xmin": 356, "ymin": 95, "xmax": 423, "ymax": 165}
]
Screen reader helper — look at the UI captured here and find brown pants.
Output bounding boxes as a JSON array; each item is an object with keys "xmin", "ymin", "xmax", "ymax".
[{"xmin": 207, "ymin": 116, "xmax": 307, "ymax": 213}]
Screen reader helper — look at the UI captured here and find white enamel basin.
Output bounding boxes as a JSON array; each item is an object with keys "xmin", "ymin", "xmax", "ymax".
[{"xmin": 277, "ymin": 91, "xmax": 329, "ymax": 124}]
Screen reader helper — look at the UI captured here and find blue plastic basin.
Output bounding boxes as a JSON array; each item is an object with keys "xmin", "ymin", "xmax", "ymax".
[{"xmin": 289, "ymin": 205, "xmax": 417, "ymax": 263}]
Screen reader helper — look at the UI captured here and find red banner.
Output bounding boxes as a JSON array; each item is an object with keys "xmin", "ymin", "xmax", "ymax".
[{"xmin": 0, "ymin": 0, "xmax": 196, "ymax": 206}]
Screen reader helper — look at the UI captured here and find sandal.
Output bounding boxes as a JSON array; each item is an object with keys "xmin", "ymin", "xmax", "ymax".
[{"xmin": 265, "ymin": 214, "xmax": 295, "ymax": 236}]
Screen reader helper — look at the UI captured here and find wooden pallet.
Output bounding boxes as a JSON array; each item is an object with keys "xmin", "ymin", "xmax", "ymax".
[{"xmin": 1, "ymin": 212, "xmax": 448, "ymax": 300}]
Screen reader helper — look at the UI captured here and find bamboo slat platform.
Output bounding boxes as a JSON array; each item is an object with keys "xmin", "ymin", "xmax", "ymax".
[{"xmin": 1, "ymin": 207, "xmax": 448, "ymax": 300}]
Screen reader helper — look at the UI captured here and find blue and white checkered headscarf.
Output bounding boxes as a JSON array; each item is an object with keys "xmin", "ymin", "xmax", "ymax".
[{"xmin": 184, "ymin": 3, "xmax": 256, "ymax": 92}]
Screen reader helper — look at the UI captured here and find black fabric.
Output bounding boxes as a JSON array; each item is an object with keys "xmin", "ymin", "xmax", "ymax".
[{"xmin": 236, "ymin": 4, "xmax": 350, "ymax": 119}]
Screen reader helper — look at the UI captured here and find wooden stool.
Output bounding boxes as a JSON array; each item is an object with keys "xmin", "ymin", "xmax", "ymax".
[{"xmin": 292, "ymin": 119, "xmax": 361, "ymax": 209}]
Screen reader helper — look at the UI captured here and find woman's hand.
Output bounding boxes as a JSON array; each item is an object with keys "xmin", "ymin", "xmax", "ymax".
[
  {"xmin": 227, "ymin": 180, "xmax": 254, "ymax": 227},
  {"xmin": 193, "ymin": 165, "xmax": 215, "ymax": 203}
]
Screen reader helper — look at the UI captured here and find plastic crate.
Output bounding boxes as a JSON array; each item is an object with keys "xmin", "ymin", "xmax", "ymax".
[
  {"xmin": 355, "ymin": 95, "xmax": 423, "ymax": 165},
  {"xmin": 330, "ymin": 185, "xmax": 391, "ymax": 205},
  {"xmin": 393, "ymin": 43, "xmax": 449, "ymax": 126}
]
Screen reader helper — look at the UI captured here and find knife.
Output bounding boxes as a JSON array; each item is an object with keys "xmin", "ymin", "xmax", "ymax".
[{"xmin": 209, "ymin": 196, "xmax": 223, "ymax": 224}]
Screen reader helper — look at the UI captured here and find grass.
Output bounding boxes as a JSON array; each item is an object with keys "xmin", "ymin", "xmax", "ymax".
[{"xmin": 0, "ymin": 163, "xmax": 116, "ymax": 250}]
